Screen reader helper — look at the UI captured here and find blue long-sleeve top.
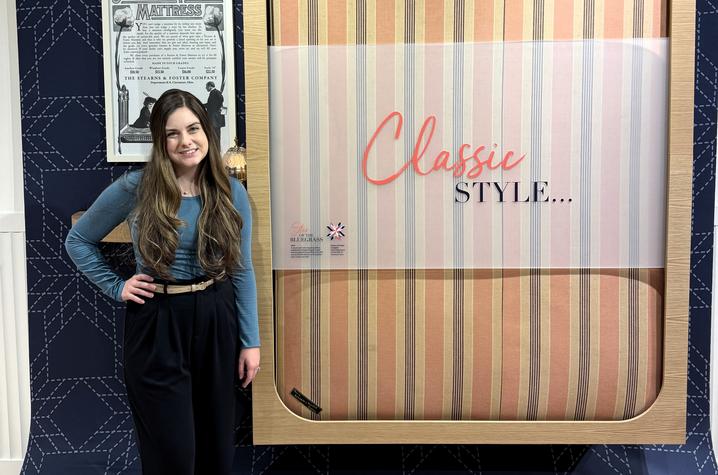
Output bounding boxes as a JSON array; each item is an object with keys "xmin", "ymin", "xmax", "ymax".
[{"xmin": 64, "ymin": 170, "xmax": 260, "ymax": 348}]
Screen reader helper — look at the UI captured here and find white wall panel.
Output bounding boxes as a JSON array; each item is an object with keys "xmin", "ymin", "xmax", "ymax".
[
  {"xmin": 0, "ymin": 460, "xmax": 23, "ymax": 475},
  {"xmin": 0, "ymin": 0, "xmax": 30, "ymax": 469},
  {"xmin": 0, "ymin": 233, "xmax": 29, "ymax": 464},
  {"xmin": 0, "ymin": 0, "xmax": 23, "ymax": 218}
]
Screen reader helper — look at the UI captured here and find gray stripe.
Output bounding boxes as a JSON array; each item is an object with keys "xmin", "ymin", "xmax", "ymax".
[
  {"xmin": 527, "ymin": 0, "xmax": 545, "ymax": 421},
  {"xmin": 450, "ymin": 0, "xmax": 466, "ymax": 421},
  {"xmin": 624, "ymin": 0, "xmax": 645, "ymax": 419},
  {"xmin": 307, "ymin": 0, "xmax": 322, "ymax": 421},
  {"xmin": 575, "ymin": 0, "xmax": 596, "ymax": 420},
  {"xmin": 403, "ymin": 0, "xmax": 417, "ymax": 420},
  {"xmin": 352, "ymin": 0, "xmax": 369, "ymax": 421}
]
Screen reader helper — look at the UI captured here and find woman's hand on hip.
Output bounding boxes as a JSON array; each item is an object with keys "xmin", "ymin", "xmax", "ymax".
[
  {"xmin": 121, "ymin": 274, "xmax": 156, "ymax": 304},
  {"xmin": 238, "ymin": 347, "xmax": 261, "ymax": 388}
]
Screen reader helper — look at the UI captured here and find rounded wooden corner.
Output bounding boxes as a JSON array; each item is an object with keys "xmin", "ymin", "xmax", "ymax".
[{"xmin": 252, "ymin": 379, "xmax": 687, "ymax": 445}]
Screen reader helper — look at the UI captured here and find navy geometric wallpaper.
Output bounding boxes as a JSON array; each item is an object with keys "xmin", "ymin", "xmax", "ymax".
[{"xmin": 15, "ymin": 0, "xmax": 718, "ymax": 473}]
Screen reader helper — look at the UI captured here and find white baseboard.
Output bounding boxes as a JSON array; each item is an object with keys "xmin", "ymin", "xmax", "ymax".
[
  {"xmin": 0, "ymin": 213, "xmax": 24, "ymax": 233},
  {"xmin": 0, "ymin": 459, "xmax": 22, "ymax": 475}
]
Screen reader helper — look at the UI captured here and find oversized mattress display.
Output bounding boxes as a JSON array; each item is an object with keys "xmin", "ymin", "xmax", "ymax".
[{"xmin": 270, "ymin": 0, "xmax": 667, "ymax": 422}]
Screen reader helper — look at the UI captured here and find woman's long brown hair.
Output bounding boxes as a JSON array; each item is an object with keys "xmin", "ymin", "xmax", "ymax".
[{"xmin": 133, "ymin": 89, "xmax": 242, "ymax": 280}]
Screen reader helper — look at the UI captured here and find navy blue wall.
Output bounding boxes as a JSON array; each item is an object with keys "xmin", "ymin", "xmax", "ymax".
[{"xmin": 16, "ymin": 1, "xmax": 718, "ymax": 473}]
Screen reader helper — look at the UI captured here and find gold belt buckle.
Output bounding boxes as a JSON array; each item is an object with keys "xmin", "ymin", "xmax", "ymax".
[{"xmin": 191, "ymin": 279, "xmax": 212, "ymax": 292}]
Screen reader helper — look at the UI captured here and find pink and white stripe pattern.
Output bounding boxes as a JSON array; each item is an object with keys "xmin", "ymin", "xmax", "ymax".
[{"xmin": 270, "ymin": 39, "xmax": 668, "ymax": 270}]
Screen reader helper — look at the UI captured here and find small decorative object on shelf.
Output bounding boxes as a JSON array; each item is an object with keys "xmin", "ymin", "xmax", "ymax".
[{"xmin": 223, "ymin": 137, "xmax": 247, "ymax": 186}]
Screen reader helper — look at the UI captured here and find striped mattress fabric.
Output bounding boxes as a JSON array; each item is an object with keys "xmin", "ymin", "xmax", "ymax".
[{"xmin": 271, "ymin": 0, "xmax": 666, "ymax": 421}]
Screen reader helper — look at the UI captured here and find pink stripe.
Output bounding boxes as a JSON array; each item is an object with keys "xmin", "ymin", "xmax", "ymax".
[
  {"xmin": 281, "ymin": 271, "xmax": 304, "ymax": 416},
  {"xmin": 547, "ymin": 271, "xmax": 570, "ymax": 418},
  {"xmin": 644, "ymin": 270, "xmax": 663, "ymax": 411},
  {"xmin": 472, "ymin": 270, "xmax": 494, "ymax": 418},
  {"xmin": 424, "ymin": 269, "xmax": 445, "ymax": 419},
  {"xmin": 501, "ymin": 270, "xmax": 521, "ymax": 419},
  {"xmin": 423, "ymin": 46, "xmax": 445, "ymax": 266},
  {"xmin": 551, "ymin": 43, "xmax": 574, "ymax": 266},
  {"xmin": 373, "ymin": 46, "xmax": 398, "ymax": 265},
  {"xmin": 596, "ymin": 271, "xmax": 620, "ymax": 419},
  {"xmin": 501, "ymin": 42, "xmax": 525, "ymax": 267},
  {"xmin": 600, "ymin": 45, "xmax": 622, "ymax": 263},
  {"xmin": 471, "ymin": 44, "xmax": 496, "ymax": 264},
  {"xmin": 282, "ymin": 50, "xmax": 302, "ymax": 252},
  {"xmin": 328, "ymin": 47, "xmax": 350, "ymax": 265}
]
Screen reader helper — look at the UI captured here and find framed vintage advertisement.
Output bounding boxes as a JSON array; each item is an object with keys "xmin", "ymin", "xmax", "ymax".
[
  {"xmin": 102, "ymin": 0, "xmax": 236, "ymax": 162},
  {"xmin": 246, "ymin": 0, "xmax": 694, "ymax": 444}
]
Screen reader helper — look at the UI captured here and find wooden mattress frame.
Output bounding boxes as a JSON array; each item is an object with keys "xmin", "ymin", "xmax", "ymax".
[{"xmin": 245, "ymin": 0, "xmax": 694, "ymax": 444}]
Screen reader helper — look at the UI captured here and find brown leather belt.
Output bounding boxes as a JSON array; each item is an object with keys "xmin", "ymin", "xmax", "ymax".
[{"xmin": 154, "ymin": 279, "xmax": 215, "ymax": 295}]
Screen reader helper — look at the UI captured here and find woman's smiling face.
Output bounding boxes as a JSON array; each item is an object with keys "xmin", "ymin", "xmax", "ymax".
[{"xmin": 164, "ymin": 106, "xmax": 209, "ymax": 174}]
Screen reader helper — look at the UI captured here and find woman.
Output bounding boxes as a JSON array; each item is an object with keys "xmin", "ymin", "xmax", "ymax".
[{"xmin": 65, "ymin": 89, "xmax": 259, "ymax": 475}]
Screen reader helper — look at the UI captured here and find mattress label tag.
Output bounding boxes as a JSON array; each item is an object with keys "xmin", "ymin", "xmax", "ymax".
[{"xmin": 291, "ymin": 388, "xmax": 322, "ymax": 414}]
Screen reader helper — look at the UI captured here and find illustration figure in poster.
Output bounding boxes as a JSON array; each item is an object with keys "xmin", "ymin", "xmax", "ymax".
[
  {"xmin": 131, "ymin": 96, "xmax": 157, "ymax": 128},
  {"xmin": 204, "ymin": 81, "xmax": 224, "ymax": 143}
]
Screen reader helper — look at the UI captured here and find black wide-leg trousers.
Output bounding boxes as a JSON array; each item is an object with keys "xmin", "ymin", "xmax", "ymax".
[{"xmin": 123, "ymin": 278, "xmax": 238, "ymax": 475}]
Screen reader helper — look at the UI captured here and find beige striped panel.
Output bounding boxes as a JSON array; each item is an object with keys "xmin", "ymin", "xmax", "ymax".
[
  {"xmin": 275, "ymin": 269, "xmax": 663, "ymax": 420},
  {"xmin": 272, "ymin": 0, "xmax": 666, "ymax": 46}
]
